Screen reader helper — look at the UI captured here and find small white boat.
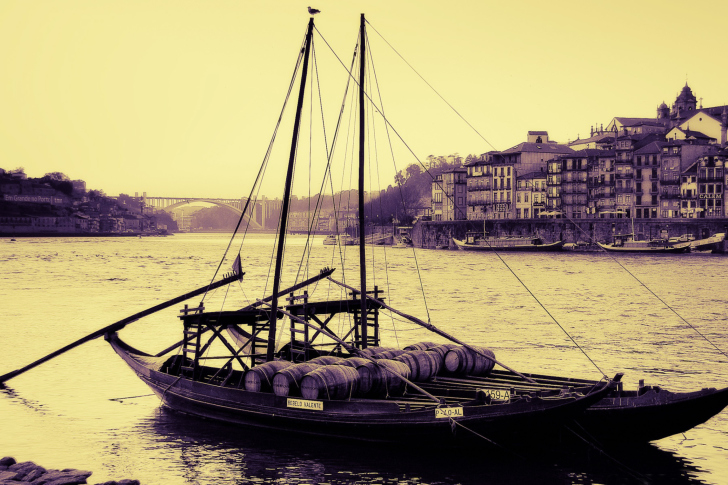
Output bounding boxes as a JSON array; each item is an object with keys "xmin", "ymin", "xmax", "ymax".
[{"xmin": 690, "ymin": 233, "xmax": 726, "ymax": 252}]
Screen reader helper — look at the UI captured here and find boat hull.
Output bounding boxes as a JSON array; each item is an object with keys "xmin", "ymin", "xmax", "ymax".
[
  {"xmin": 596, "ymin": 242, "xmax": 690, "ymax": 254},
  {"xmin": 453, "ymin": 239, "xmax": 564, "ymax": 252},
  {"xmin": 108, "ymin": 334, "xmax": 608, "ymax": 445},
  {"xmin": 577, "ymin": 386, "xmax": 728, "ymax": 443}
]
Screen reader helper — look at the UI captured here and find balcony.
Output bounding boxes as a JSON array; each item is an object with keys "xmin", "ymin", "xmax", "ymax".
[
  {"xmin": 615, "ymin": 186, "xmax": 633, "ymax": 194},
  {"xmin": 615, "ymin": 172, "xmax": 634, "ymax": 179},
  {"xmin": 700, "ymin": 175, "xmax": 723, "ymax": 182},
  {"xmin": 467, "ymin": 185, "xmax": 490, "ymax": 192}
]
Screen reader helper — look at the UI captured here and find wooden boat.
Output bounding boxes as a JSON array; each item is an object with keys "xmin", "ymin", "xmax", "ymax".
[
  {"xmin": 453, "ymin": 232, "xmax": 563, "ymax": 252},
  {"xmin": 100, "ymin": 15, "xmax": 613, "ymax": 446},
  {"xmin": 3, "ymin": 14, "xmax": 725, "ymax": 450},
  {"xmin": 106, "ymin": 15, "xmax": 727, "ymax": 447},
  {"xmin": 597, "ymin": 233, "xmax": 690, "ymax": 253}
]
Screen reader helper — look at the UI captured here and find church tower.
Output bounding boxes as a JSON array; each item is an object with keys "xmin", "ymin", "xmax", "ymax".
[
  {"xmin": 657, "ymin": 101, "xmax": 669, "ymax": 119},
  {"xmin": 671, "ymin": 83, "xmax": 697, "ymax": 119}
]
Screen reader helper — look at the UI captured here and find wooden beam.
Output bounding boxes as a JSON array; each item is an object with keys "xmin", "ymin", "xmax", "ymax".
[
  {"xmin": 0, "ymin": 273, "xmax": 242, "ymax": 385},
  {"xmin": 328, "ymin": 276, "xmax": 537, "ymax": 384}
]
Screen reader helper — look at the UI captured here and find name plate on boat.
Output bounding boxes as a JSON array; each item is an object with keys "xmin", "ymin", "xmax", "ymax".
[
  {"xmin": 478, "ymin": 388, "xmax": 511, "ymax": 402},
  {"xmin": 435, "ymin": 407, "xmax": 463, "ymax": 419},
  {"xmin": 287, "ymin": 398, "xmax": 324, "ymax": 411}
]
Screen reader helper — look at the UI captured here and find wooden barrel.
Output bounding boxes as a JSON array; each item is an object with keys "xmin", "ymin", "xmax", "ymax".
[
  {"xmin": 371, "ymin": 349, "xmax": 405, "ymax": 360},
  {"xmin": 244, "ymin": 361, "xmax": 294, "ymax": 392},
  {"xmin": 444, "ymin": 346, "xmax": 496, "ymax": 376},
  {"xmin": 356, "ymin": 359, "xmax": 410, "ymax": 397},
  {"xmin": 358, "ymin": 346, "xmax": 395, "ymax": 357},
  {"xmin": 272, "ymin": 363, "xmax": 322, "ymax": 397},
  {"xmin": 337, "ymin": 357, "xmax": 371, "ymax": 368},
  {"xmin": 308, "ymin": 355, "xmax": 346, "ymax": 365},
  {"xmin": 403, "ymin": 341, "xmax": 438, "ymax": 351},
  {"xmin": 300, "ymin": 365, "xmax": 360, "ymax": 400},
  {"xmin": 427, "ymin": 343, "xmax": 459, "ymax": 362},
  {"xmin": 394, "ymin": 350, "xmax": 441, "ymax": 381}
]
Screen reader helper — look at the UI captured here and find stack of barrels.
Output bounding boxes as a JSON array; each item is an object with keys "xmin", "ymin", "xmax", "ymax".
[{"xmin": 242, "ymin": 341, "xmax": 496, "ymax": 401}]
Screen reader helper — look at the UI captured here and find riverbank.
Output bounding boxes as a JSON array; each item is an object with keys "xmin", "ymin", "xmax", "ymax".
[
  {"xmin": 413, "ymin": 218, "xmax": 728, "ymax": 251},
  {"xmin": 0, "ymin": 456, "xmax": 139, "ymax": 485}
]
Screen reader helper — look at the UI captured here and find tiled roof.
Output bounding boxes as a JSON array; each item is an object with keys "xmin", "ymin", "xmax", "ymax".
[
  {"xmin": 634, "ymin": 141, "xmax": 668, "ymax": 154},
  {"xmin": 567, "ymin": 148, "xmax": 605, "ymax": 157},
  {"xmin": 501, "ymin": 142, "xmax": 575, "ymax": 155},
  {"xmin": 568, "ymin": 133, "xmax": 615, "ymax": 146},
  {"xmin": 614, "ymin": 117, "xmax": 669, "ymax": 127}
]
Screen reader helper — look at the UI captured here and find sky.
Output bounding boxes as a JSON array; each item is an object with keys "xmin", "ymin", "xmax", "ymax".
[{"xmin": 1, "ymin": 0, "xmax": 727, "ymax": 199}]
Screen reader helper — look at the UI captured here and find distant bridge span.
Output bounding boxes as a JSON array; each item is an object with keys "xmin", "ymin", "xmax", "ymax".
[{"xmin": 132, "ymin": 196, "xmax": 278, "ymax": 230}]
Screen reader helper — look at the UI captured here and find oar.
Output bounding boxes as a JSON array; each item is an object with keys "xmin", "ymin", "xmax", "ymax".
[
  {"xmin": 0, "ymin": 272, "xmax": 243, "ymax": 386},
  {"xmin": 328, "ymin": 276, "xmax": 538, "ymax": 384}
]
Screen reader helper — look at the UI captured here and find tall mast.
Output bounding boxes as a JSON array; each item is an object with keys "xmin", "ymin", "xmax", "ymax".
[
  {"xmin": 266, "ymin": 17, "xmax": 315, "ymax": 362},
  {"xmin": 358, "ymin": 14, "xmax": 368, "ymax": 349}
]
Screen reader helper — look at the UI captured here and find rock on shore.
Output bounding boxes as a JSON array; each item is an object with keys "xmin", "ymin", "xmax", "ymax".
[{"xmin": 0, "ymin": 457, "xmax": 139, "ymax": 485}]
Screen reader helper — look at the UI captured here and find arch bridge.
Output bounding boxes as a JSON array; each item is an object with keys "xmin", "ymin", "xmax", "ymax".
[{"xmin": 133, "ymin": 196, "xmax": 269, "ymax": 230}]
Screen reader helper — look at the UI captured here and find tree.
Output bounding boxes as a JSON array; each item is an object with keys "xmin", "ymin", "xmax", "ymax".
[
  {"xmin": 44, "ymin": 172, "xmax": 70, "ymax": 182},
  {"xmin": 406, "ymin": 164, "xmax": 423, "ymax": 180}
]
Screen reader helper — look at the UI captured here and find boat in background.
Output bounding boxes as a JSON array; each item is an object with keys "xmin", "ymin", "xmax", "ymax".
[
  {"xmin": 322, "ymin": 234, "xmax": 358, "ymax": 246},
  {"xmin": 453, "ymin": 232, "xmax": 563, "ymax": 252},
  {"xmin": 690, "ymin": 232, "xmax": 726, "ymax": 252},
  {"xmin": 597, "ymin": 233, "xmax": 690, "ymax": 253}
]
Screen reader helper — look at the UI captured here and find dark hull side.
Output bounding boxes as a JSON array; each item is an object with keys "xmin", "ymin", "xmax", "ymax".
[
  {"xmin": 453, "ymin": 239, "xmax": 564, "ymax": 252},
  {"xmin": 577, "ymin": 386, "xmax": 728, "ymax": 443},
  {"xmin": 596, "ymin": 243, "xmax": 690, "ymax": 254},
  {"xmin": 107, "ymin": 334, "xmax": 607, "ymax": 446}
]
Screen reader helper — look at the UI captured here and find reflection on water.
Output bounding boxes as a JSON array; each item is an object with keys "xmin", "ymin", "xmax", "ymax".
[
  {"xmin": 1, "ymin": 234, "xmax": 727, "ymax": 484},
  {"xmin": 135, "ymin": 407, "xmax": 708, "ymax": 485}
]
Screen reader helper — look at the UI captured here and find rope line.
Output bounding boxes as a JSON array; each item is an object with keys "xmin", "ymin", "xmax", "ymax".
[
  {"xmin": 560, "ymin": 213, "xmax": 728, "ymax": 360},
  {"xmin": 201, "ymin": 29, "xmax": 307, "ymax": 304},
  {"xmin": 364, "ymin": 20, "xmax": 498, "ymax": 153}
]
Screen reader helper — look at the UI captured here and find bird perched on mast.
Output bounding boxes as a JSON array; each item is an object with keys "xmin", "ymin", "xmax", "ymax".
[{"xmin": 308, "ymin": 6, "xmax": 321, "ymax": 15}]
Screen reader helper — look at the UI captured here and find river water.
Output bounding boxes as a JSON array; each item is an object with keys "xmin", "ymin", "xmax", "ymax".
[{"xmin": 1, "ymin": 233, "xmax": 727, "ymax": 485}]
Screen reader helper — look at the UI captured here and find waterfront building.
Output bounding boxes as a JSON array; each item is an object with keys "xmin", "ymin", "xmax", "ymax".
[
  {"xmin": 431, "ymin": 168, "xmax": 466, "ymax": 221},
  {"xmin": 595, "ymin": 150, "xmax": 617, "ymax": 217},
  {"xmin": 471, "ymin": 132, "xmax": 572, "ymax": 220},
  {"xmin": 633, "ymin": 142, "xmax": 665, "ymax": 219},
  {"xmin": 490, "ymin": 157, "xmax": 514, "ymax": 219},
  {"xmin": 497, "ymin": 134, "xmax": 574, "ymax": 176},
  {"xmin": 605, "ymin": 117, "xmax": 668, "ymax": 137},
  {"xmin": 464, "ymin": 154, "xmax": 492, "ymax": 221},
  {"xmin": 515, "ymin": 171, "xmax": 547, "ymax": 219},
  {"xmin": 680, "ymin": 162, "xmax": 699, "ymax": 218},
  {"xmin": 545, "ymin": 158, "xmax": 562, "ymax": 217},
  {"xmin": 559, "ymin": 151, "xmax": 592, "ymax": 219},
  {"xmin": 696, "ymin": 152, "xmax": 726, "ymax": 218},
  {"xmin": 666, "ymin": 126, "xmax": 716, "ymax": 144},
  {"xmin": 614, "ymin": 136, "xmax": 638, "ymax": 219},
  {"xmin": 660, "ymin": 143, "xmax": 682, "ymax": 218}
]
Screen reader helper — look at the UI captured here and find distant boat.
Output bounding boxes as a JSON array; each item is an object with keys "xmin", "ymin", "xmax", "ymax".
[
  {"xmin": 322, "ymin": 234, "xmax": 358, "ymax": 246},
  {"xmin": 392, "ymin": 236, "xmax": 413, "ymax": 248},
  {"xmin": 597, "ymin": 233, "xmax": 690, "ymax": 254},
  {"xmin": 690, "ymin": 233, "xmax": 726, "ymax": 252},
  {"xmin": 453, "ymin": 232, "xmax": 563, "ymax": 252}
]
